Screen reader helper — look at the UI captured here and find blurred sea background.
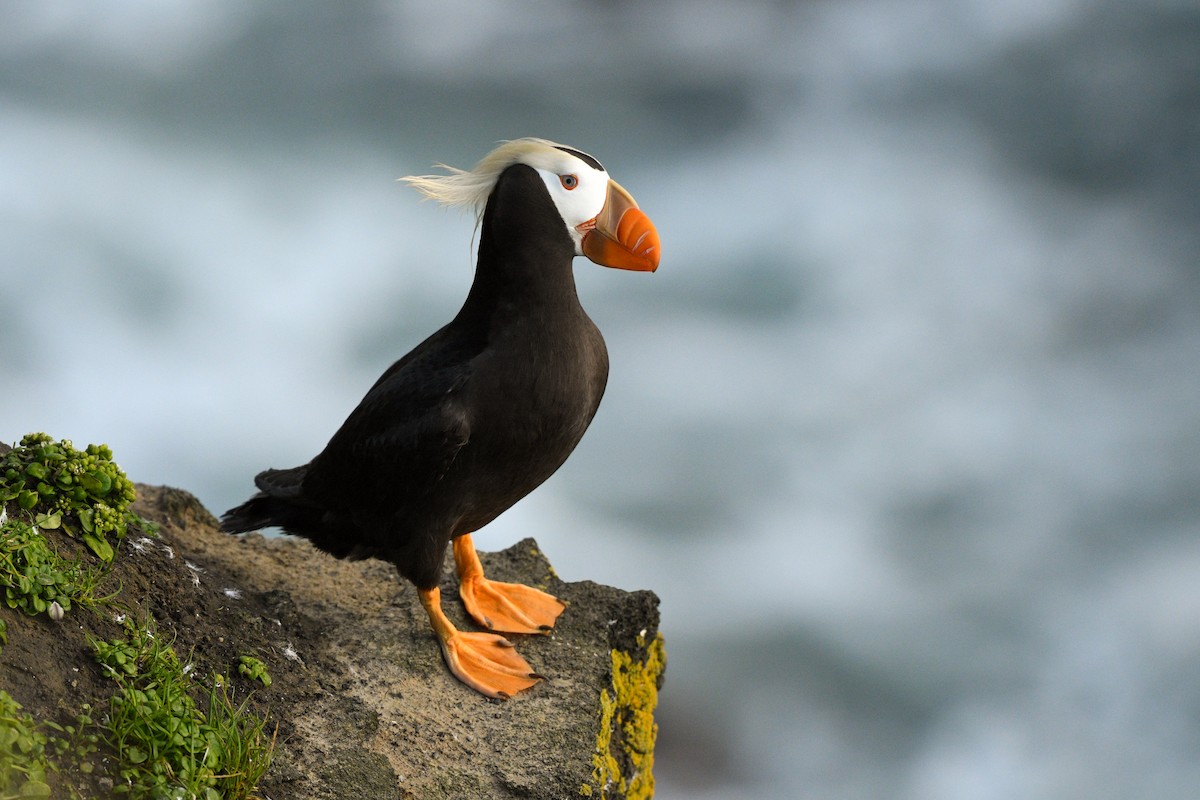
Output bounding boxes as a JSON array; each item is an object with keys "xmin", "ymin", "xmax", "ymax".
[{"xmin": 3, "ymin": 2, "xmax": 1199, "ymax": 798}]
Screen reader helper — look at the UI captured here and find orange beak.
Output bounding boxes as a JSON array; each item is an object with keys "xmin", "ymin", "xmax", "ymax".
[{"xmin": 579, "ymin": 180, "xmax": 660, "ymax": 272}]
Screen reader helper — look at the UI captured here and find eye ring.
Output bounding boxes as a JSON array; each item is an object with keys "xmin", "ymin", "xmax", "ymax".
[{"xmin": 560, "ymin": 174, "xmax": 579, "ymax": 190}]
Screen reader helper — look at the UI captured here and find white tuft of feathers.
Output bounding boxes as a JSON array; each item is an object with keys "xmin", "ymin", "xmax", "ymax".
[{"xmin": 401, "ymin": 137, "xmax": 589, "ymax": 217}]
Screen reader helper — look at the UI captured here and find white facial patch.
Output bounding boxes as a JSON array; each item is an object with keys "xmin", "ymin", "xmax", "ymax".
[{"xmin": 532, "ymin": 157, "xmax": 609, "ymax": 255}]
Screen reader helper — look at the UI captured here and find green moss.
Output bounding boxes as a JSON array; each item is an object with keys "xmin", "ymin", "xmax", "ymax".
[{"xmin": 581, "ymin": 632, "xmax": 666, "ymax": 799}]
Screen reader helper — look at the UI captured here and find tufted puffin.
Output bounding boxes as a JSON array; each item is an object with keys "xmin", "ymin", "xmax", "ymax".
[{"xmin": 221, "ymin": 138, "xmax": 659, "ymax": 699}]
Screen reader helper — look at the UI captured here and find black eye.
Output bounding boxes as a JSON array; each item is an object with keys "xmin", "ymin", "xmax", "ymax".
[{"xmin": 559, "ymin": 174, "xmax": 579, "ymax": 190}]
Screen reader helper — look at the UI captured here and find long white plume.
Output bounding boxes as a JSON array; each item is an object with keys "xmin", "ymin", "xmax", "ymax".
[{"xmin": 400, "ymin": 138, "xmax": 577, "ymax": 216}]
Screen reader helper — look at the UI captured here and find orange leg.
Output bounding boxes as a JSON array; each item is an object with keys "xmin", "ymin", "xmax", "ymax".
[
  {"xmin": 418, "ymin": 586, "xmax": 543, "ymax": 699},
  {"xmin": 454, "ymin": 533, "xmax": 566, "ymax": 635}
]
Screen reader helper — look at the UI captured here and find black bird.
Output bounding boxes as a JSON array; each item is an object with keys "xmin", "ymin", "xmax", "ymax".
[{"xmin": 221, "ymin": 139, "xmax": 659, "ymax": 698}]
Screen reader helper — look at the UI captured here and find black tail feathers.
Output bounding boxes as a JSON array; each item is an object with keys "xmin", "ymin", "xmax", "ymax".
[
  {"xmin": 220, "ymin": 464, "xmax": 315, "ymax": 534},
  {"xmin": 219, "ymin": 494, "xmax": 292, "ymax": 534},
  {"xmin": 254, "ymin": 465, "xmax": 308, "ymax": 498}
]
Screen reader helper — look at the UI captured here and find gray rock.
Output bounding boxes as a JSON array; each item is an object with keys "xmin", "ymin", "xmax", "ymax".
[{"xmin": 133, "ymin": 485, "xmax": 666, "ymax": 800}]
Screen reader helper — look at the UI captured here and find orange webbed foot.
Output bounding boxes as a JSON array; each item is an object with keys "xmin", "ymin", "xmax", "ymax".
[
  {"xmin": 420, "ymin": 586, "xmax": 544, "ymax": 700},
  {"xmin": 438, "ymin": 630, "xmax": 543, "ymax": 700},
  {"xmin": 454, "ymin": 534, "xmax": 566, "ymax": 634},
  {"xmin": 459, "ymin": 575, "xmax": 566, "ymax": 634}
]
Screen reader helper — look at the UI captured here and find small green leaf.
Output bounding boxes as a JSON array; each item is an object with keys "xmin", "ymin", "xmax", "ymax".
[
  {"xmin": 82, "ymin": 533, "xmax": 114, "ymax": 563},
  {"xmin": 33, "ymin": 512, "xmax": 61, "ymax": 530},
  {"xmin": 79, "ymin": 469, "xmax": 113, "ymax": 497},
  {"xmin": 17, "ymin": 779, "xmax": 51, "ymax": 798},
  {"xmin": 17, "ymin": 489, "xmax": 38, "ymax": 510}
]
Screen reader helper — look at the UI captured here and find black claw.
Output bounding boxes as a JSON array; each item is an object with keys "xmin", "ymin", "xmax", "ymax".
[{"xmin": 528, "ymin": 672, "xmax": 545, "ymax": 680}]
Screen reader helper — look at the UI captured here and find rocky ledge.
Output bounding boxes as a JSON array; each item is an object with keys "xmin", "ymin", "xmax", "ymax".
[{"xmin": 1, "ymin": 484, "xmax": 664, "ymax": 799}]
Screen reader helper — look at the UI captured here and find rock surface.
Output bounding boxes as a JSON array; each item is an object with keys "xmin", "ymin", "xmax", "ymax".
[{"xmin": 0, "ymin": 484, "xmax": 665, "ymax": 799}]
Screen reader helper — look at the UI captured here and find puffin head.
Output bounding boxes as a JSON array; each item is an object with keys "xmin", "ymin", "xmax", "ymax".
[{"xmin": 402, "ymin": 138, "xmax": 660, "ymax": 272}]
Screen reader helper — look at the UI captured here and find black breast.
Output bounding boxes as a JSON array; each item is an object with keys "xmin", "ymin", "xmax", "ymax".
[{"xmin": 438, "ymin": 162, "xmax": 611, "ymax": 531}]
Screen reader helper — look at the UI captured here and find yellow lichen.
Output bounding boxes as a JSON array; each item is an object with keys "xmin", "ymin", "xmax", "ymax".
[
  {"xmin": 529, "ymin": 544, "xmax": 560, "ymax": 584},
  {"xmin": 580, "ymin": 633, "xmax": 666, "ymax": 799}
]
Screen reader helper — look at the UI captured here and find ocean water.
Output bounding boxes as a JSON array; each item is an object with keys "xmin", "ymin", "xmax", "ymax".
[{"xmin": 2, "ymin": 2, "xmax": 1198, "ymax": 798}]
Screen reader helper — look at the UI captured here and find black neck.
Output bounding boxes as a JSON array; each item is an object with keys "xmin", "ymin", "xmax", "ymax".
[{"xmin": 459, "ymin": 164, "xmax": 580, "ymax": 318}]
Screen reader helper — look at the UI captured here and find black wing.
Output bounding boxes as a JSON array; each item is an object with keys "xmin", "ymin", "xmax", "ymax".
[{"xmin": 299, "ymin": 327, "xmax": 477, "ymax": 516}]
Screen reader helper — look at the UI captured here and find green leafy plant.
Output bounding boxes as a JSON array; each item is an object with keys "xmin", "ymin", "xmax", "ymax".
[
  {"xmin": 236, "ymin": 656, "xmax": 272, "ymax": 688},
  {"xmin": 1, "ymin": 434, "xmax": 271, "ymax": 797},
  {"xmin": 0, "ymin": 518, "xmax": 112, "ymax": 618},
  {"xmin": 0, "ymin": 691, "xmax": 52, "ymax": 799},
  {"xmin": 93, "ymin": 619, "xmax": 273, "ymax": 800},
  {"xmin": 42, "ymin": 705, "xmax": 101, "ymax": 783},
  {"xmin": 0, "ymin": 433, "xmax": 152, "ymax": 563},
  {"xmin": 201, "ymin": 680, "xmax": 276, "ymax": 800},
  {"xmin": 0, "ymin": 694, "xmax": 102, "ymax": 800}
]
